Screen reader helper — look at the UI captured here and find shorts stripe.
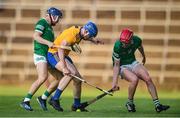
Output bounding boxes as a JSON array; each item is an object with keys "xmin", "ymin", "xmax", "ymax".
[{"xmin": 54, "ymin": 53, "xmax": 60, "ymax": 62}]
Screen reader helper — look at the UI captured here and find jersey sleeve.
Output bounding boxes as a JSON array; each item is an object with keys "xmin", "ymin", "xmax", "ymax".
[
  {"xmin": 35, "ymin": 19, "xmax": 46, "ymax": 34},
  {"xmin": 112, "ymin": 41, "xmax": 121, "ymax": 61}
]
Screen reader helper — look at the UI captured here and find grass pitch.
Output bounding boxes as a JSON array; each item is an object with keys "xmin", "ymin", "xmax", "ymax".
[{"xmin": 0, "ymin": 85, "xmax": 180, "ymax": 117}]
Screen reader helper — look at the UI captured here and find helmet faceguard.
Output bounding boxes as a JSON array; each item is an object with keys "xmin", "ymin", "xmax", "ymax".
[
  {"xmin": 50, "ymin": 15, "xmax": 60, "ymax": 23},
  {"xmin": 47, "ymin": 7, "xmax": 63, "ymax": 25},
  {"xmin": 120, "ymin": 28, "xmax": 133, "ymax": 44},
  {"xmin": 83, "ymin": 21, "xmax": 98, "ymax": 38}
]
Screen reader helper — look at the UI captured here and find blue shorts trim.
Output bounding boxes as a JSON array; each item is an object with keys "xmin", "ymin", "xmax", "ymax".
[{"xmin": 47, "ymin": 52, "xmax": 73, "ymax": 68}]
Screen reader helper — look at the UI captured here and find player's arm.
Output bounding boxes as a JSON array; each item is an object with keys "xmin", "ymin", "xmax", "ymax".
[
  {"xmin": 87, "ymin": 38, "xmax": 104, "ymax": 45},
  {"xmin": 112, "ymin": 59, "xmax": 120, "ymax": 91},
  {"xmin": 138, "ymin": 44, "xmax": 146, "ymax": 65},
  {"xmin": 112, "ymin": 42, "xmax": 121, "ymax": 91},
  {"xmin": 57, "ymin": 40, "xmax": 70, "ymax": 75},
  {"xmin": 33, "ymin": 31, "xmax": 54, "ymax": 48}
]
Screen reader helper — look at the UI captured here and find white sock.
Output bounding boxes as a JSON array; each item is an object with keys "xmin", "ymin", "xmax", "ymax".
[
  {"xmin": 41, "ymin": 94, "xmax": 48, "ymax": 100},
  {"xmin": 24, "ymin": 98, "xmax": 30, "ymax": 102}
]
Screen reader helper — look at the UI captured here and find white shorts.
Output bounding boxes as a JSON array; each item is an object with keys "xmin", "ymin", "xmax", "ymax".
[
  {"xmin": 33, "ymin": 54, "xmax": 47, "ymax": 65},
  {"xmin": 120, "ymin": 61, "xmax": 140, "ymax": 77}
]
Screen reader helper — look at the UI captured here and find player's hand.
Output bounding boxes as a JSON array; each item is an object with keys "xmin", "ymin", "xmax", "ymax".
[
  {"xmin": 48, "ymin": 42, "xmax": 56, "ymax": 48},
  {"xmin": 62, "ymin": 67, "xmax": 71, "ymax": 75},
  {"xmin": 96, "ymin": 40, "xmax": 104, "ymax": 45},
  {"xmin": 71, "ymin": 43, "xmax": 82, "ymax": 54},
  {"xmin": 94, "ymin": 38, "xmax": 104, "ymax": 45},
  {"xmin": 112, "ymin": 85, "xmax": 120, "ymax": 92}
]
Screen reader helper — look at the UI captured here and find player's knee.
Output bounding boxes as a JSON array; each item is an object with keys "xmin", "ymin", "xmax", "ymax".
[
  {"xmin": 145, "ymin": 76, "xmax": 152, "ymax": 84},
  {"xmin": 72, "ymin": 73, "xmax": 82, "ymax": 84},
  {"xmin": 38, "ymin": 79, "xmax": 46, "ymax": 85},
  {"xmin": 73, "ymin": 79, "xmax": 82, "ymax": 86},
  {"xmin": 54, "ymin": 79, "xmax": 59, "ymax": 84},
  {"xmin": 37, "ymin": 76, "xmax": 47, "ymax": 85},
  {"xmin": 72, "ymin": 71, "xmax": 79, "ymax": 77},
  {"xmin": 131, "ymin": 78, "xmax": 139, "ymax": 85},
  {"xmin": 76, "ymin": 80, "xmax": 82, "ymax": 85}
]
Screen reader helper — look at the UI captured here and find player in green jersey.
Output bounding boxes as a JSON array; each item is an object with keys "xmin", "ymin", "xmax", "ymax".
[
  {"xmin": 112, "ymin": 28, "xmax": 170, "ymax": 113},
  {"xmin": 20, "ymin": 7, "xmax": 63, "ymax": 111}
]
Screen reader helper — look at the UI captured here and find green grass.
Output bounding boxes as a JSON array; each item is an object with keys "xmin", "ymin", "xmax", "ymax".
[{"xmin": 0, "ymin": 85, "xmax": 180, "ymax": 117}]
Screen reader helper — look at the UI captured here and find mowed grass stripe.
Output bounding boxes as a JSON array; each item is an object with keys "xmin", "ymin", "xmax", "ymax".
[{"xmin": 0, "ymin": 96, "xmax": 179, "ymax": 117}]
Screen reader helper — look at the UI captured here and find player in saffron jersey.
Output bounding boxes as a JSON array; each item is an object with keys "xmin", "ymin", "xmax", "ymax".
[{"xmin": 37, "ymin": 21, "xmax": 103, "ymax": 112}]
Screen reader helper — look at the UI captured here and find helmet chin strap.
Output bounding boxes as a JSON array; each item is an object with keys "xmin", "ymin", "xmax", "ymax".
[
  {"xmin": 49, "ymin": 14, "xmax": 53, "ymax": 25},
  {"xmin": 79, "ymin": 28, "xmax": 84, "ymax": 40},
  {"xmin": 80, "ymin": 28, "xmax": 92, "ymax": 40}
]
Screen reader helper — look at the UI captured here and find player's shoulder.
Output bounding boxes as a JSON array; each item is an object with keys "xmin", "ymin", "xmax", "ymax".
[
  {"xmin": 132, "ymin": 35, "xmax": 142, "ymax": 41},
  {"xmin": 37, "ymin": 18, "xmax": 45, "ymax": 23},
  {"xmin": 114, "ymin": 40, "xmax": 122, "ymax": 49},
  {"xmin": 68, "ymin": 26, "xmax": 81, "ymax": 35},
  {"xmin": 132, "ymin": 35, "xmax": 142, "ymax": 46},
  {"xmin": 35, "ymin": 18, "xmax": 47, "ymax": 26},
  {"xmin": 74, "ymin": 25, "xmax": 81, "ymax": 29},
  {"xmin": 64, "ymin": 25, "xmax": 79, "ymax": 31},
  {"xmin": 114, "ymin": 39, "xmax": 121, "ymax": 45},
  {"xmin": 69, "ymin": 25, "xmax": 81, "ymax": 31}
]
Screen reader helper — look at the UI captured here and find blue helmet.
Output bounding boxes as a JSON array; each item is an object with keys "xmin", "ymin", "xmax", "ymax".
[
  {"xmin": 47, "ymin": 7, "xmax": 63, "ymax": 18},
  {"xmin": 83, "ymin": 21, "xmax": 98, "ymax": 38}
]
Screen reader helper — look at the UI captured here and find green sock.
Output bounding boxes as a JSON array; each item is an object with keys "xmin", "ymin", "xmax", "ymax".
[
  {"xmin": 24, "ymin": 93, "xmax": 33, "ymax": 102},
  {"xmin": 42, "ymin": 90, "xmax": 50, "ymax": 100},
  {"xmin": 153, "ymin": 99, "xmax": 160, "ymax": 107}
]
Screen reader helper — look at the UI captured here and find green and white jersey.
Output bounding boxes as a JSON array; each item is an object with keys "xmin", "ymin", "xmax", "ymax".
[
  {"xmin": 112, "ymin": 35, "xmax": 142, "ymax": 66},
  {"xmin": 34, "ymin": 18, "xmax": 54, "ymax": 57}
]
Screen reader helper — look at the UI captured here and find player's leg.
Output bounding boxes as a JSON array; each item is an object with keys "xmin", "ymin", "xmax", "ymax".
[
  {"xmin": 121, "ymin": 68, "xmax": 139, "ymax": 112},
  {"xmin": 48, "ymin": 61, "xmax": 73, "ymax": 111},
  {"xmin": 71, "ymin": 74, "xmax": 88, "ymax": 112},
  {"xmin": 48, "ymin": 75, "xmax": 71, "ymax": 111},
  {"xmin": 71, "ymin": 73, "xmax": 83, "ymax": 111},
  {"xmin": 29, "ymin": 62, "xmax": 48, "ymax": 95},
  {"xmin": 44, "ymin": 74, "xmax": 53, "ymax": 88},
  {"xmin": 43, "ymin": 73, "xmax": 59, "ymax": 97},
  {"xmin": 63, "ymin": 56, "xmax": 87, "ymax": 112},
  {"xmin": 133, "ymin": 64, "xmax": 170, "ymax": 112},
  {"xmin": 20, "ymin": 62, "xmax": 48, "ymax": 111},
  {"xmin": 37, "ymin": 64, "xmax": 65, "ymax": 111},
  {"xmin": 46, "ymin": 53, "xmax": 73, "ymax": 111},
  {"xmin": 37, "ymin": 69, "xmax": 63, "ymax": 111},
  {"xmin": 134, "ymin": 64, "xmax": 158, "ymax": 99}
]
